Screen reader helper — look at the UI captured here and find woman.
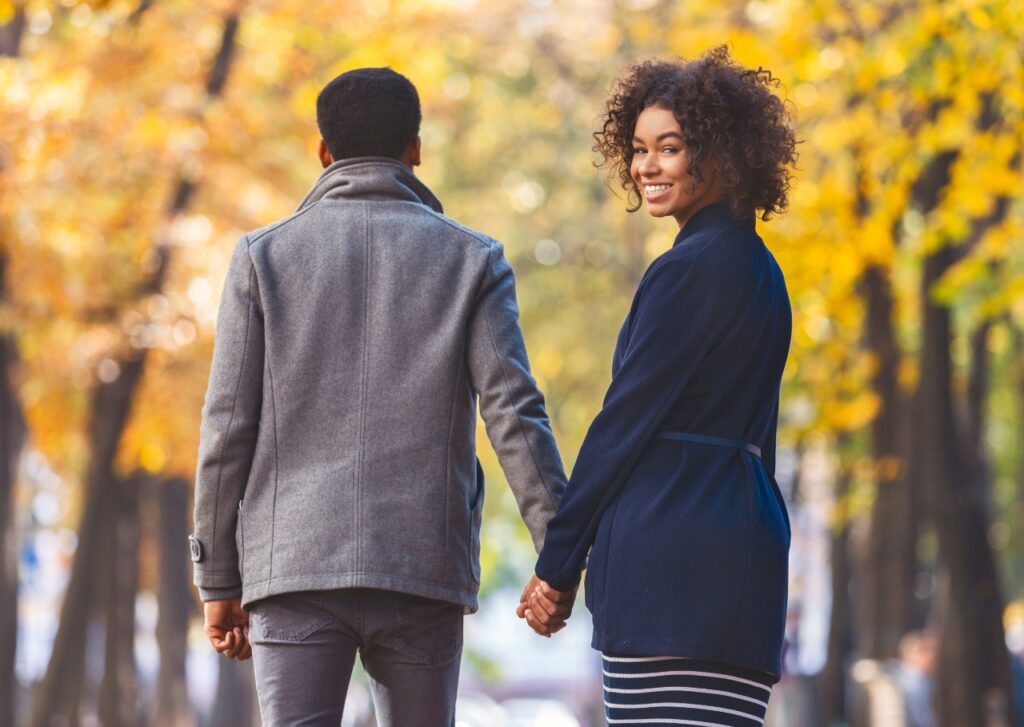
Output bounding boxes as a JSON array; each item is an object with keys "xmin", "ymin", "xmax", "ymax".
[{"xmin": 519, "ymin": 47, "xmax": 797, "ymax": 724}]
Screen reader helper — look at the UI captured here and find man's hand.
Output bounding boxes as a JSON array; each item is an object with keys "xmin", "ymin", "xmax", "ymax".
[
  {"xmin": 516, "ymin": 574, "xmax": 575, "ymax": 637},
  {"xmin": 204, "ymin": 598, "xmax": 252, "ymax": 660}
]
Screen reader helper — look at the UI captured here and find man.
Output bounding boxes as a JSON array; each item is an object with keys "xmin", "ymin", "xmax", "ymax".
[{"xmin": 191, "ymin": 67, "xmax": 571, "ymax": 725}]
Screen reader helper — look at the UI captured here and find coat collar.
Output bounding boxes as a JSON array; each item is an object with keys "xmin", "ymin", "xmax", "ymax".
[
  {"xmin": 296, "ymin": 156, "xmax": 444, "ymax": 214},
  {"xmin": 672, "ymin": 201, "xmax": 755, "ymax": 247}
]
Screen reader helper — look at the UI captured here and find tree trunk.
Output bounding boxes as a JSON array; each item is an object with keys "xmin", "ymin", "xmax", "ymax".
[
  {"xmin": 966, "ymin": 319, "xmax": 993, "ymax": 503},
  {"xmin": 859, "ymin": 263, "xmax": 916, "ymax": 660},
  {"xmin": 820, "ymin": 439, "xmax": 854, "ymax": 725},
  {"xmin": 127, "ymin": 0, "xmax": 157, "ymax": 26},
  {"xmin": 99, "ymin": 474, "xmax": 141, "ymax": 727},
  {"xmin": 0, "ymin": 296, "xmax": 26, "ymax": 727},
  {"xmin": 919, "ymin": 244, "xmax": 1013, "ymax": 727},
  {"xmin": 0, "ymin": 4, "xmax": 25, "ymax": 58},
  {"xmin": 1014, "ymin": 325, "xmax": 1024, "ymax": 598},
  {"xmin": 897, "ymin": 91, "xmax": 1017, "ymax": 722},
  {"xmin": 153, "ymin": 477, "xmax": 196, "ymax": 727},
  {"xmin": 922, "ymin": 136, "xmax": 1016, "ymax": 725},
  {"xmin": 30, "ymin": 359, "xmax": 145, "ymax": 727},
  {"xmin": 1, "ymin": 8, "xmax": 28, "ymax": 723},
  {"xmin": 30, "ymin": 11, "xmax": 243, "ymax": 725}
]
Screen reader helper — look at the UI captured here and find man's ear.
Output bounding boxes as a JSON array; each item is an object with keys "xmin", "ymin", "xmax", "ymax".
[
  {"xmin": 318, "ymin": 138, "xmax": 334, "ymax": 169},
  {"xmin": 402, "ymin": 136, "xmax": 422, "ymax": 168}
]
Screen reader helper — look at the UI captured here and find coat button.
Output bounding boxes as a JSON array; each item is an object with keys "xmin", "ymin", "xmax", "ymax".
[{"xmin": 188, "ymin": 535, "xmax": 203, "ymax": 563}]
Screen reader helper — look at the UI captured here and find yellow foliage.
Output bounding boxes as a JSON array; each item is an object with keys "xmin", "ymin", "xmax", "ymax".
[{"xmin": 1, "ymin": 0, "xmax": 1022, "ymax": 565}]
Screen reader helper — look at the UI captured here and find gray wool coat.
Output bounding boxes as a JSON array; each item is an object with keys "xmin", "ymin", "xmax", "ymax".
[{"xmin": 191, "ymin": 157, "xmax": 567, "ymax": 611}]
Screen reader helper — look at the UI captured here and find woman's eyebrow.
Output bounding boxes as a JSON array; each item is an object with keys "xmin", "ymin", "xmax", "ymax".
[{"xmin": 632, "ymin": 132, "xmax": 685, "ymax": 143}]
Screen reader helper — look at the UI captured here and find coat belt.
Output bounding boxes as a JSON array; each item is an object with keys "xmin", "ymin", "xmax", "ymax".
[{"xmin": 655, "ymin": 430, "xmax": 762, "ymax": 459}]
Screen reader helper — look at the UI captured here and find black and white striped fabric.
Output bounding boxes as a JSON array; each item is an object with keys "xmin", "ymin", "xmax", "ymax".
[{"xmin": 602, "ymin": 654, "xmax": 773, "ymax": 726}]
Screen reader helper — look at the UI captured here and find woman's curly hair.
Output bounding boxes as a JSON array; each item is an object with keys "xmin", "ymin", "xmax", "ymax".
[{"xmin": 594, "ymin": 46, "xmax": 797, "ymax": 220}]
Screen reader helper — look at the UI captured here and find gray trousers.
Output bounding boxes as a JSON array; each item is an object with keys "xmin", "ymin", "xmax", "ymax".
[{"xmin": 248, "ymin": 588, "xmax": 463, "ymax": 726}]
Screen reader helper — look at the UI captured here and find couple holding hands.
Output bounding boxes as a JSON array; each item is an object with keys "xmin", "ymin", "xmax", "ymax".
[{"xmin": 191, "ymin": 47, "xmax": 795, "ymax": 727}]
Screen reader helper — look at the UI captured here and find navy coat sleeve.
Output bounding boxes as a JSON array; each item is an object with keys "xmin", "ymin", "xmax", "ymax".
[{"xmin": 534, "ymin": 245, "xmax": 751, "ymax": 591}]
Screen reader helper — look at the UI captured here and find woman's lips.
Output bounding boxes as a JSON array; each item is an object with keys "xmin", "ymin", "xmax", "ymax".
[{"xmin": 643, "ymin": 183, "xmax": 672, "ymax": 203}]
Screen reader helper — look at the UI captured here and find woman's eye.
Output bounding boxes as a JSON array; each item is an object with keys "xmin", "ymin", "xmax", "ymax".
[
  {"xmin": 661, "ymin": 146, "xmax": 678, "ymax": 153},
  {"xmin": 633, "ymin": 147, "xmax": 647, "ymax": 155}
]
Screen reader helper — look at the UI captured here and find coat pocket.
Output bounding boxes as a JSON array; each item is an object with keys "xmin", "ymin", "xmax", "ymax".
[
  {"xmin": 767, "ymin": 472, "xmax": 791, "ymax": 541},
  {"xmin": 751, "ymin": 458, "xmax": 791, "ymax": 546},
  {"xmin": 235, "ymin": 500, "xmax": 244, "ymax": 581},
  {"xmin": 742, "ymin": 452, "xmax": 758, "ymax": 524},
  {"xmin": 468, "ymin": 459, "xmax": 485, "ymax": 584}
]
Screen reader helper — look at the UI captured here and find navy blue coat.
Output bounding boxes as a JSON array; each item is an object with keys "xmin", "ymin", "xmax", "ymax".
[{"xmin": 535, "ymin": 202, "xmax": 792, "ymax": 680}]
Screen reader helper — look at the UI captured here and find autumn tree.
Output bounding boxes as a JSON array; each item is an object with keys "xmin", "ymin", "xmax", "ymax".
[{"xmin": 3, "ymin": 1, "xmax": 1022, "ymax": 725}]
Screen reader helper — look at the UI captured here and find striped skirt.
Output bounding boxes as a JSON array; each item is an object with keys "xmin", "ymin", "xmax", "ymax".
[{"xmin": 602, "ymin": 654, "xmax": 773, "ymax": 726}]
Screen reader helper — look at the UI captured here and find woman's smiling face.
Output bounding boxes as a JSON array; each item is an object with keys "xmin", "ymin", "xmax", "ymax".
[{"xmin": 630, "ymin": 104, "xmax": 722, "ymax": 228}]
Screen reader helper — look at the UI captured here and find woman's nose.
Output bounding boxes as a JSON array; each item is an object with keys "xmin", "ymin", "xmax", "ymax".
[{"xmin": 639, "ymin": 152, "xmax": 659, "ymax": 176}]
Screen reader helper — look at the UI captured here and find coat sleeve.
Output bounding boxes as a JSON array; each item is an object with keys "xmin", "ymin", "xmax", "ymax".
[
  {"xmin": 467, "ymin": 241, "xmax": 567, "ymax": 552},
  {"xmin": 534, "ymin": 250, "xmax": 748, "ymax": 590},
  {"xmin": 191, "ymin": 234, "xmax": 264, "ymax": 600}
]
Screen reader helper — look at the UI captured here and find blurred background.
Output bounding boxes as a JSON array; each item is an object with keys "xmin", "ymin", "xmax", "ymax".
[{"xmin": 1, "ymin": 0, "xmax": 1023, "ymax": 725}]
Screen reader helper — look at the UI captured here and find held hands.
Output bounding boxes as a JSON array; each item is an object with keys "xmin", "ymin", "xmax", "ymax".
[
  {"xmin": 516, "ymin": 574, "xmax": 576, "ymax": 637},
  {"xmin": 204, "ymin": 598, "xmax": 252, "ymax": 660}
]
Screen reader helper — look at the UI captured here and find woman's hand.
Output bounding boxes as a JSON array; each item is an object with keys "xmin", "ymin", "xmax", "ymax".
[{"xmin": 516, "ymin": 575, "xmax": 576, "ymax": 637}]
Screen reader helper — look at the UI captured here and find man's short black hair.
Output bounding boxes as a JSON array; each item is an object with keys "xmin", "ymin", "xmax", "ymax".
[{"xmin": 316, "ymin": 67, "xmax": 421, "ymax": 161}]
